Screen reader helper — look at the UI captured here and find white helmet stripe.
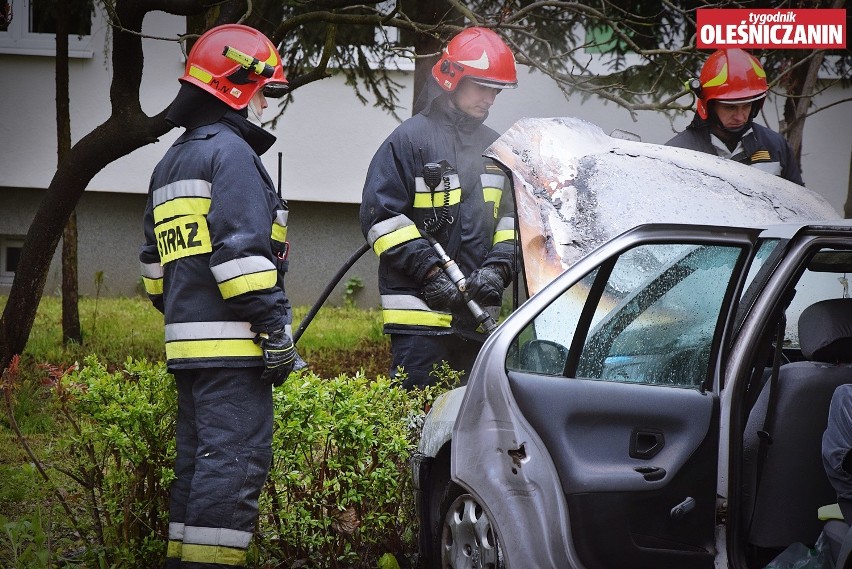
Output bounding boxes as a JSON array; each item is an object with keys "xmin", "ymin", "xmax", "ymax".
[{"xmin": 458, "ymin": 50, "xmax": 490, "ymax": 70}]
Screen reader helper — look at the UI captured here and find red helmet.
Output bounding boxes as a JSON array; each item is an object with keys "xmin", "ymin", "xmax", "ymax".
[
  {"xmin": 432, "ymin": 27, "xmax": 517, "ymax": 92},
  {"xmin": 695, "ymin": 48, "xmax": 767, "ymax": 120},
  {"xmin": 181, "ymin": 24, "xmax": 288, "ymax": 110}
]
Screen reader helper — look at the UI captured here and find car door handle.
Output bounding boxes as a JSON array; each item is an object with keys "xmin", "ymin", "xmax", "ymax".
[
  {"xmin": 630, "ymin": 428, "xmax": 665, "ymax": 459},
  {"xmin": 634, "ymin": 465, "xmax": 666, "ymax": 481},
  {"xmin": 671, "ymin": 497, "xmax": 696, "ymax": 519}
]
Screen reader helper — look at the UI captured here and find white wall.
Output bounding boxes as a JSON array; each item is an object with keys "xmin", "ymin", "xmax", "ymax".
[{"xmin": 0, "ymin": 10, "xmax": 849, "ymax": 214}]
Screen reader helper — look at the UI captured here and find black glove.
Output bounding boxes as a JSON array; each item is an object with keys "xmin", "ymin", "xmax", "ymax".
[
  {"xmin": 255, "ymin": 329, "xmax": 297, "ymax": 386},
  {"xmin": 423, "ymin": 270, "xmax": 464, "ymax": 311},
  {"xmin": 466, "ymin": 265, "xmax": 509, "ymax": 306}
]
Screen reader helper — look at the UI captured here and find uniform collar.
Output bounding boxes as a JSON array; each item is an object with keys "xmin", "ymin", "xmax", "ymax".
[{"xmin": 219, "ymin": 110, "xmax": 277, "ymax": 156}]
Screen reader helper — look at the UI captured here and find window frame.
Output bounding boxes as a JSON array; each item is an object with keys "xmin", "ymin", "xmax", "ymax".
[
  {"xmin": 0, "ymin": 237, "xmax": 23, "ymax": 285},
  {"xmin": 507, "ymin": 237, "xmax": 751, "ymax": 391},
  {"xmin": 573, "ymin": 243, "xmax": 745, "ymax": 388},
  {"xmin": 0, "ymin": 0, "xmax": 94, "ymax": 58}
]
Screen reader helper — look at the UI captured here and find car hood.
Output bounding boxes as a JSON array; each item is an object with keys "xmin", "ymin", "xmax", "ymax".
[{"xmin": 485, "ymin": 117, "xmax": 840, "ymax": 295}]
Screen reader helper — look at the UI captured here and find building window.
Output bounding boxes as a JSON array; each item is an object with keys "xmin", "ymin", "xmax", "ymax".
[
  {"xmin": 0, "ymin": 238, "xmax": 22, "ymax": 285},
  {"xmin": 0, "ymin": 0, "xmax": 94, "ymax": 57}
]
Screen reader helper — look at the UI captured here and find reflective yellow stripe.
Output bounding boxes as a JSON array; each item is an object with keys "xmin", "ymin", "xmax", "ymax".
[
  {"xmin": 262, "ymin": 44, "xmax": 279, "ymax": 67},
  {"xmin": 493, "ymin": 229, "xmax": 514, "ymax": 245},
  {"xmin": 188, "ymin": 65, "xmax": 213, "ymax": 84},
  {"xmin": 142, "ymin": 276, "xmax": 163, "ymax": 295},
  {"xmin": 181, "ymin": 543, "xmax": 246, "ymax": 566},
  {"xmin": 412, "ymin": 188, "xmax": 462, "ymax": 208},
  {"xmin": 153, "ymin": 197, "xmax": 211, "ymax": 224},
  {"xmin": 703, "ymin": 63, "xmax": 728, "ymax": 88},
  {"xmin": 271, "ymin": 223, "xmax": 287, "ymax": 242},
  {"xmin": 167, "ymin": 540, "xmax": 182, "ymax": 559},
  {"xmin": 373, "ymin": 224, "xmax": 421, "ymax": 256},
  {"xmin": 218, "ymin": 270, "xmax": 277, "ymax": 299},
  {"xmin": 166, "ymin": 339, "xmax": 262, "ymax": 360},
  {"xmin": 156, "ymin": 215, "xmax": 212, "ymax": 264},
  {"xmin": 483, "ymin": 187, "xmax": 502, "ymax": 218},
  {"xmin": 483, "ymin": 187, "xmax": 502, "ymax": 203},
  {"xmin": 382, "ymin": 309, "xmax": 452, "ymax": 328}
]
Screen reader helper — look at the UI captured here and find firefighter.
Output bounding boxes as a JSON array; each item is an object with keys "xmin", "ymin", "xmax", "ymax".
[
  {"xmin": 666, "ymin": 48, "xmax": 804, "ymax": 185},
  {"xmin": 824, "ymin": 383, "xmax": 852, "ymax": 525},
  {"xmin": 139, "ymin": 24, "xmax": 296, "ymax": 568},
  {"xmin": 360, "ymin": 27, "xmax": 518, "ymax": 390}
]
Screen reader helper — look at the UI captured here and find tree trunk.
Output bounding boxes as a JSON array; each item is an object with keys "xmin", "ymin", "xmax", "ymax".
[
  {"xmin": 406, "ymin": 0, "xmax": 456, "ymax": 115},
  {"xmin": 0, "ymin": 0, "xmax": 182, "ymax": 375},
  {"xmin": 57, "ymin": 0, "xmax": 82, "ymax": 345},
  {"xmin": 781, "ymin": 50, "xmax": 824, "ymax": 167},
  {"xmin": 62, "ymin": 213, "xmax": 81, "ymax": 344}
]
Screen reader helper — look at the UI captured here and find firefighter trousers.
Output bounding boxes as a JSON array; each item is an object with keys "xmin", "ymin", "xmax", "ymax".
[
  {"xmin": 391, "ymin": 333, "xmax": 482, "ymax": 390},
  {"xmin": 165, "ymin": 367, "xmax": 272, "ymax": 569}
]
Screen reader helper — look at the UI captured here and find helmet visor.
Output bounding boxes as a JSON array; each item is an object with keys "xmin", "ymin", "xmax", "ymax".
[
  {"xmin": 263, "ymin": 81, "xmax": 289, "ymax": 98},
  {"xmin": 470, "ymin": 77, "xmax": 517, "ymax": 90},
  {"xmin": 715, "ymin": 92, "xmax": 766, "ymax": 105}
]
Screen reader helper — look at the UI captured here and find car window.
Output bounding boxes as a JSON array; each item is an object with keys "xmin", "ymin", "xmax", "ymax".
[
  {"xmin": 785, "ymin": 247, "xmax": 852, "ymax": 349},
  {"xmin": 508, "ymin": 243, "xmax": 743, "ymax": 388},
  {"xmin": 506, "ymin": 268, "xmax": 600, "ymax": 375}
]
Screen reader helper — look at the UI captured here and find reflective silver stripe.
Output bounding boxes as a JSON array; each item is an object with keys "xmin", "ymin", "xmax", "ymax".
[
  {"xmin": 495, "ymin": 216, "xmax": 515, "ymax": 233},
  {"xmin": 184, "ymin": 526, "xmax": 253, "ymax": 548},
  {"xmin": 169, "ymin": 522, "xmax": 185, "ymax": 541},
  {"xmin": 415, "ymin": 177, "xmax": 429, "ymax": 193},
  {"xmin": 210, "ymin": 256, "xmax": 276, "ymax": 284},
  {"xmin": 751, "ymin": 161, "xmax": 782, "ymax": 176},
  {"xmin": 140, "ymin": 261, "xmax": 164, "ymax": 279},
  {"xmin": 481, "ymin": 173, "xmax": 506, "ymax": 190},
  {"xmin": 165, "ymin": 321, "xmax": 255, "ymax": 341},
  {"xmin": 415, "ymin": 173, "xmax": 461, "ymax": 193},
  {"xmin": 152, "ymin": 179, "xmax": 212, "ymax": 208},
  {"xmin": 367, "ymin": 214, "xmax": 416, "ymax": 246},
  {"xmin": 381, "ymin": 294, "xmax": 431, "ymax": 311},
  {"xmin": 274, "ymin": 209, "xmax": 288, "ymax": 227}
]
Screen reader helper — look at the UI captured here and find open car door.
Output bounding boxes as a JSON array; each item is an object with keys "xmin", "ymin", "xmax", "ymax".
[
  {"xmin": 453, "ymin": 224, "xmax": 761, "ymax": 568},
  {"xmin": 436, "ymin": 117, "xmax": 840, "ymax": 568}
]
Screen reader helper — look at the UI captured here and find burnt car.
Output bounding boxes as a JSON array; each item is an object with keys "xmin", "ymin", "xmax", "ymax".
[{"xmin": 412, "ymin": 118, "xmax": 852, "ymax": 568}]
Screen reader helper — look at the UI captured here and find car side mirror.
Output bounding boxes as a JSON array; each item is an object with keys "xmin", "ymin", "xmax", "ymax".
[{"xmin": 520, "ymin": 339, "xmax": 569, "ymax": 375}]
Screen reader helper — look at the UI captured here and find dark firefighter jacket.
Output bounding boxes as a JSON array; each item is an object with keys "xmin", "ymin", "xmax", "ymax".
[
  {"xmin": 359, "ymin": 91, "xmax": 515, "ymax": 337},
  {"xmin": 666, "ymin": 118, "xmax": 804, "ymax": 186},
  {"xmin": 139, "ymin": 111, "xmax": 290, "ymax": 370}
]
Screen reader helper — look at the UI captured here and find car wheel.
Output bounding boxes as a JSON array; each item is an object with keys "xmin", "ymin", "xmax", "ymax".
[{"xmin": 436, "ymin": 483, "xmax": 504, "ymax": 569}]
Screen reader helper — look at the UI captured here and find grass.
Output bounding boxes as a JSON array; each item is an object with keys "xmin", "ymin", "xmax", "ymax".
[
  {"xmin": 0, "ymin": 295, "xmax": 391, "ymax": 378},
  {"xmin": 0, "ymin": 295, "xmax": 396, "ymax": 567},
  {"xmin": 0, "ymin": 295, "xmax": 392, "ymax": 525}
]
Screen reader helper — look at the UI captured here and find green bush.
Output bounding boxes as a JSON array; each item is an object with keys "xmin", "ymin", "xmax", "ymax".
[
  {"xmin": 4, "ymin": 356, "xmax": 443, "ymax": 568},
  {"xmin": 259, "ymin": 371, "xmax": 434, "ymax": 568},
  {"xmin": 53, "ymin": 356, "xmax": 177, "ymax": 568}
]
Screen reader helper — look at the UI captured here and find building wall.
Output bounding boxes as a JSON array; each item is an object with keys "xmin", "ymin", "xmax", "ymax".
[
  {"xmin": 1, "ymin": 10, "xmax": 850, "ymax": 309},
  {"xmin": 0, "ymin": 187, "xmax": 378, "ymax": 308}
]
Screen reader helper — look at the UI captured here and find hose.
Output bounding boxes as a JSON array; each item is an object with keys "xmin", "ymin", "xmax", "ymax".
[{"xmin": 293, "ymin": 241, "xmax": 371, "ymax": 345}]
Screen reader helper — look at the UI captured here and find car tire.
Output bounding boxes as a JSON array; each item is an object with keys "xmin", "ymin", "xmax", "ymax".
[{"xmin": 434, "ymin": 482, "xmax": 504, "ymax": 569}]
